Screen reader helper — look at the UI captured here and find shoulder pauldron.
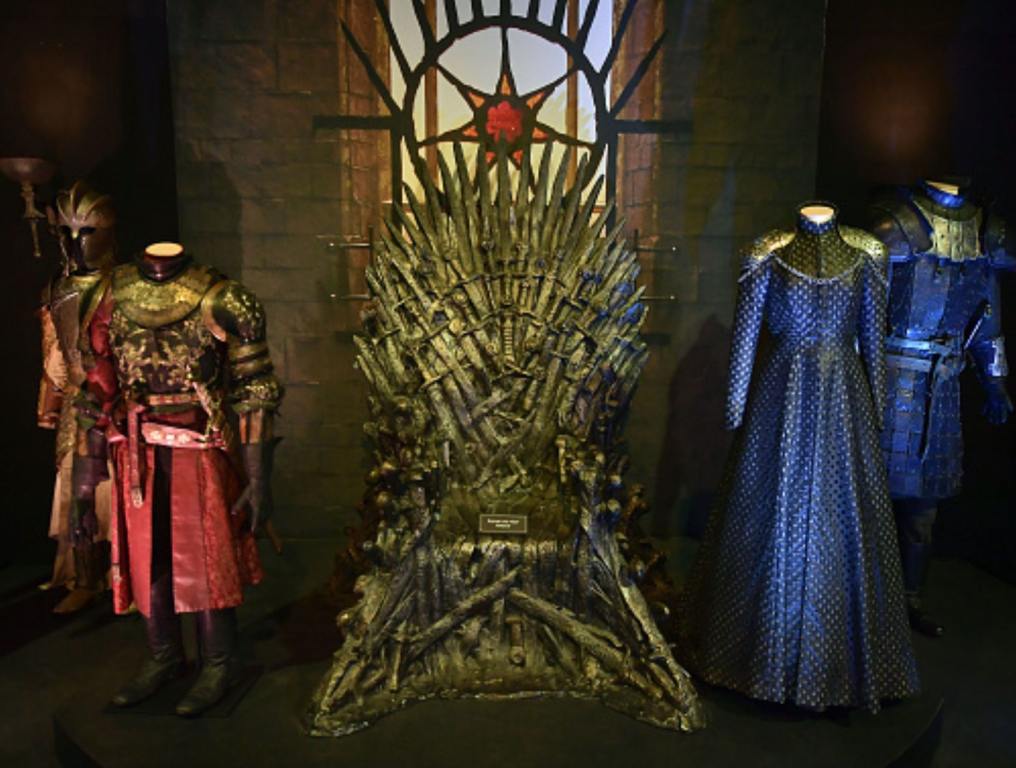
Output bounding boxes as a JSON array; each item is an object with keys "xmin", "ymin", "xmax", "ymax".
[
  {"xmin": 869, "ymin": 192, "xmax": 933, "ymax": 257},
  {"xmin": 743, "ymin": 229, "xmax": 793, "ymax": 271},
  {"xmin": 78, "ymin": 274, "xmax": 110, "ymax": 330},
  {"xmin": 200, "ymin": 280, "xmax": 267, "ymax": 343},
  {"xmin": 839, "ymin": 226, "xmax": 888, "ymax": 268}
]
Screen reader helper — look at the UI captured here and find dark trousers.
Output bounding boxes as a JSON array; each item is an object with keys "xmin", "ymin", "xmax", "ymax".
[
  {"xmin": 147, "ymin": 446, "xmax": 234, "ymax": 664},
  {"xmin": 892, "ymin": 497, "xmax": 938, "ymax": 598}
]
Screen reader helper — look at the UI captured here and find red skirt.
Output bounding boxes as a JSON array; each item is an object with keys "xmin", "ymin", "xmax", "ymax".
[{"xmin": 109, "ymin": 442, "xmax": 263, "ymax": 616}]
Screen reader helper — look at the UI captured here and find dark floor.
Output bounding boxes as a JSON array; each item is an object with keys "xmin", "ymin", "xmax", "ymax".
[{"xmin": 0, "ymin": 537, "xmax": 1013, "ymax": 767}]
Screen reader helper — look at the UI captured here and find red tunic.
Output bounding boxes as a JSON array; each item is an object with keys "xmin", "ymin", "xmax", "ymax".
[
  {"xmin": 84, "ymin": 283, "xmax": 264, "ymax": 617},
  {"xmin": 108, "ymin": 439, "xmax": 262, "ymax": 616}
]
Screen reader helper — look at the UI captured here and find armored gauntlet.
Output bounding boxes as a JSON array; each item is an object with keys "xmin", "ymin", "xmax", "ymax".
[
  {"xmin": 70, "ymin": 428, "xmax": 108, "ymax": 546},
  {"xmin": 235, "ymin": 410, "xmax": 280, "ymax": 534}
]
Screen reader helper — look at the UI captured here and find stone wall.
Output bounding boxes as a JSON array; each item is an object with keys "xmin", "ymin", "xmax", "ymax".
[
  {"xmin": 167, "ymin": 0, "xmax": 827, "ymax": 539},
  {"xmin": 614, "ymin": 0, "xmax": 827, "ymax": 534},
  {"xmin": 168, "ymin": 0, "xmax": 385, "ymax": 537}
]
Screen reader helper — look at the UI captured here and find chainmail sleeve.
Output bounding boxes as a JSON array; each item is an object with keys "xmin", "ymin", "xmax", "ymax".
[{"xmin": 724, "ymin": 238, "xmax": 777, "ymax": 431}]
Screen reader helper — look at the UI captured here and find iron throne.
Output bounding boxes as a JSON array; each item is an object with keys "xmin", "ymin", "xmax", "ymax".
[{"xmin": 309, "ymin": 145, "xmax": 702, "ymax": 736}]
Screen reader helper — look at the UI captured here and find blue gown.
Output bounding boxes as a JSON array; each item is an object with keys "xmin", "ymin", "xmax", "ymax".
[{"xmin": 681, "ymin": 216, "xmax": 920, "ymax": 711}]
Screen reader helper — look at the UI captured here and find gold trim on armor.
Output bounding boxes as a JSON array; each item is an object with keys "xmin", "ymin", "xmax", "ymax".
[
  {"xmin": 231, "ymin": 356, "xmax": 273, "ymax": 379},
  {"xmin": 229, "ymin": 340, "xmax": 268, "ymax": 361},
  {"xmin": 740, "ymin": 229, "xmax": 794, "ymax": 276},
  {"xmin": 112, "ymin": 263, "xmax": 218, "ymax": 329},
  {"xmin": 56, "ymin": 181, "xmax": 115, "ymax": 230},
  {"xmin": 911, "ymin": 197, "xmax": 983, "ymax": 263},
  {"xmin": 839, "ymin": 226, "xmax": 888, "ymax": 266}
]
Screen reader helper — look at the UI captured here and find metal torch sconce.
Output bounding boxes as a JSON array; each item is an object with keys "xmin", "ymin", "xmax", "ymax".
[{"xmin": 0, "ymin": 156, "xmax": 57, "ymax": 258}]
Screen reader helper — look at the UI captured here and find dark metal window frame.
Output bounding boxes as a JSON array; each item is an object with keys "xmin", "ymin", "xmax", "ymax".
[{"xmin": 314, "ymin": 0, "xmax": 689, "ymax": 229}]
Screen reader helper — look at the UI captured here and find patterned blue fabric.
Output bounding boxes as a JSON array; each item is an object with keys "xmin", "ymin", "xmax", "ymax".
[{"xmin": 682, "ymin": 224, "xmax": 919, "ymax": 711}]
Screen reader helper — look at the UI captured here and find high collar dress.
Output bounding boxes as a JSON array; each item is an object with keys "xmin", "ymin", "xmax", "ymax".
[{"xmin": 680, "ymin": 213, "xmax": 920, "ymax": 711}]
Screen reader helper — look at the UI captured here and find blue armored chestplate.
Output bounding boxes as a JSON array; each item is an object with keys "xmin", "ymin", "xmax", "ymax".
[
  {"xmin": 887, "ymin": 255, "xmax": 992, "ymax": 343},
  {"xmin": 874, "ymin": 185, "xmax": 1008, "ymax": 499},
  {"xmin": 887, "ymin": 193, "xmax": 990, "ymax": 345}
]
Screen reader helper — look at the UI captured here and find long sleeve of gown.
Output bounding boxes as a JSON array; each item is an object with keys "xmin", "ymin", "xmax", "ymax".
[{"xmin": 724, "ymin": 251, "xmax": 772, "ymax": 430}]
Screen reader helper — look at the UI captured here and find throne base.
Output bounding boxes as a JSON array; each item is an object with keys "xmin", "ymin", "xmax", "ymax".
[{"xmin": 309, "ymin": 512, "xmax": 703, "ymax": 737}]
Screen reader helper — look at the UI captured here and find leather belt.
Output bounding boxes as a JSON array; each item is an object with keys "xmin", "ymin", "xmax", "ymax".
[
  {"xmin": 144, "ymin": 392, "xmax": 203, "ymax": 407},
  {"xmin": 110, "ymin": 395, "xmax": 221, "ymax": 508},
  {"xmin": 141, "ymin": 422, "xmax": 225, "ymax": 450},
  {"xmin": 885, "ymin": 335, "xmax": 964, "ymax": 459},
  {"xmin": 885, "ymin": 336, "xmax": 961, "ymax": 357}
]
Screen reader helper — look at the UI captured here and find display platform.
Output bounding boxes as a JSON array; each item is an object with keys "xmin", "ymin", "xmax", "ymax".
[
  {"xmin": 98, "ymin": 665, "xmax": 262, "ymax": 719},
  {"xmin": 54, "ymin": 658, "xmax": 942, "ymax": 768},
  {"xmin": 45, "ymin": 539, "xmax": 946, "ymax": 767}
]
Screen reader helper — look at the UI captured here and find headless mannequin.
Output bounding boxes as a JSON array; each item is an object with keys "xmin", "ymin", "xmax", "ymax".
[
  {"xmin": 779, "ymin": 203, "xmax": 861, "ymax": 278},
  {"xmin": 109, "ymin": 241, "xmax": 239, "ymax": 715},
  {"xmin": 786, "ymin": 204, "xmax": 944, "ymax": 638},
  {"xmin": 140, "ymin": 241, "xmax": 191, "ymax": 281}
]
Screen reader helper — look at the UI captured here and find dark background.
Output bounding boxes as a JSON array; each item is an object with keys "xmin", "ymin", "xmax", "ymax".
[
  {"xmin": 817, "ymin": 0, "xmax": 1016, "ymax": 580},
  {"xmin": 0, "ymin": 0, "xmax": 177, "ymax": 566},
  {"xmin": 1, "ymin": 0, "xmax": 1014, "ymax": 576}
]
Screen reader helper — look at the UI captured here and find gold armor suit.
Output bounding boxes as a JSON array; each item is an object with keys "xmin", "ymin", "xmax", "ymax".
[
  {"xmin": 37, "ymin": 182, "xmax": 116, "ymax": 608},
  {"xmin": 74, "ymin": 244, "xmax": 282, "ymax": 715},
  {"xmin": 76, "ymin": 254, "xmax": 283, "ymax": 617}
]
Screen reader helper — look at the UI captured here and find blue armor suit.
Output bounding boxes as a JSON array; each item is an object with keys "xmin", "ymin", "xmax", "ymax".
[{"xmin": 869, "ymin": 181, "xmax": 1014, "ymax": 637}]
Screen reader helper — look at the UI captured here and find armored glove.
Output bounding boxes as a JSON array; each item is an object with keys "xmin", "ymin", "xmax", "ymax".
[
  {"xmin": 982, "ymin": 377, "xmax": 1013, "ymax": 425},
  {"xmin": 232, "ymin": 437, "xmax": 281, "ymax": 534},
  {"xmin": 70, "ymin": 453, "xmax": 107, "ymax": 546}
]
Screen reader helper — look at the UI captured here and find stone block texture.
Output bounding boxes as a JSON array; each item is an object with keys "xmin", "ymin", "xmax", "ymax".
[
  {"xmin": 168, "ymin": 0, "xmax": 388, "ymax": 536},
  {"xmin": 612, "ymin": 0, "xmax": 826, "ymax": 535},
  {"xmin": 167, "ymin": 0, "xmax": 826, "ymax": 539}
]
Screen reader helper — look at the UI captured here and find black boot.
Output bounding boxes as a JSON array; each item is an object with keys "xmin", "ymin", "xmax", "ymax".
[
  {"xmin": 111, "ymin": 575, "xmax": 185, "ymax": 706},
  {"xmin": 175, "ymin": 608, "xmax": 237, "ymax": 717},
  {"xmin": 900, "ymin": 538, "xmax": 945, "ymax": 638}
]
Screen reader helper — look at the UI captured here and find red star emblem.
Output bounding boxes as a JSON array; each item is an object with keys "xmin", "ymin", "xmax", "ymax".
[
  {"xmin": 419, "ymin": 29, "xmax": 595, "ymax": 168},
  {"xmin": 485, "ymin": 100, "xmax": 523, "ymax": 144}
]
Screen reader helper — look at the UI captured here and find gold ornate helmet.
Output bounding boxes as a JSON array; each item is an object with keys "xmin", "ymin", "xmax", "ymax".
[{"xmin": 52, "ymin": 180, "xmax": 116, "ymax": 273}]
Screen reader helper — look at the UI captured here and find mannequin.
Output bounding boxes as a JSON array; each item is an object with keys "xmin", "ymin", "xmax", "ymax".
[
  {"xmin": 73, "ymin": 240, "xmax": 283, "ymax": 715},
  {"xmin": 681, "ymin": 202, "xmax": 919, "ymax": 711},
  {"xmin": 37, "ymin": 181, "xmax": 117, "ymax": 613},
  {"xmin": 869, "ymin": 179, "xmax": 1012, "ymax": 637}
]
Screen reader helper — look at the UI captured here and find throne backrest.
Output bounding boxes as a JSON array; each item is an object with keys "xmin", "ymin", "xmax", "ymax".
[{"xmin": 356, "ymin": 146, "xmax": 647, "ymax": 532}]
